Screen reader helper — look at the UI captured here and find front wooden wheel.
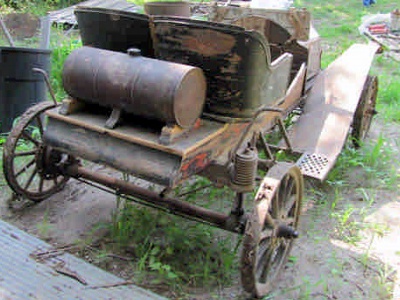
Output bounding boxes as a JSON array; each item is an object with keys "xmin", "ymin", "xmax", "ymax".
[
  {"xmin": 3, "ymin": 101, "xmax": 70, "ymax": 202},
  {"xmin": 240, "ymin": 162, "xmax": 303, "ymax": 298}
]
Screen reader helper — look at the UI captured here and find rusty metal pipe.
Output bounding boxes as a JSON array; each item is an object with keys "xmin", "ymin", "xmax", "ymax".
[
  {"xmin": 32, "ymin": 68, "xmax": 57, "ymax": 106},
  {"xmin": 64, "ymin": 164, "xmax": 233, "ymax": 231}
]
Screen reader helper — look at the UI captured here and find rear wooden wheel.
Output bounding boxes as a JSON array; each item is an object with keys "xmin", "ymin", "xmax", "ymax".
[
  {"xmin": 352, "ymin": 75, "xmax": 378, "ymax": 148},
  {"xmin": 240, "ymin": 163, "xmax": 303, "ymax": 298},
  {"xmin": 3, "ymin": 101, "xmax": 70, "ymax": 202}
]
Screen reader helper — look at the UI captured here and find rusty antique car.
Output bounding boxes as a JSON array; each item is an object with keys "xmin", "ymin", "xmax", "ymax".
[{"xmin": 2, "ymin": 3, "xmax": 379, "ymax": 297}]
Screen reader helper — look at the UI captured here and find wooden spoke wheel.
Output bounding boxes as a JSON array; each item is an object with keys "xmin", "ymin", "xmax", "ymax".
[
  {"xmin": 240, "ymin": 162, "xmax": 303, "ymax": 298},
  {"xmin": 352, "ymin": 75, "xmax": 378, "ymax": 148},
  {"xmin": 3, "ymin": 101, "xmax": 70, "ymax": 202}
]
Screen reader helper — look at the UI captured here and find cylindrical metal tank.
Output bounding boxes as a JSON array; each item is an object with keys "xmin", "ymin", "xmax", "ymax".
[{"xmin": 62, "ymin": 46, "xmax": 206, "ymax": 128}]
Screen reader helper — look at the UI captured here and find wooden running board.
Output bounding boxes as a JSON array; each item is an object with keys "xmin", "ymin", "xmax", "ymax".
[{"xmin": 287, "ymin": 42, "xmax": 380, "ymax": 180}]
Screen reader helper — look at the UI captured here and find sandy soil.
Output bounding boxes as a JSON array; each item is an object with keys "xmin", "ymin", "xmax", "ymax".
[{"xmin": 0, "ymin": 118, "xmax": 399, "ymax": 300}]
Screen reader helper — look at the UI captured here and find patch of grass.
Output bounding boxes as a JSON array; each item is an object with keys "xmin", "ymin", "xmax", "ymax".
[
  {"xmin": 329, "ymin": 187, "xmax": 390, "ymax": 245},
  {"xmin": 102, "ymin": 173, "xmax": 239, "ymax": 292},
  {"xmin": 106, "ymin": 200, "xmax": 238, "ymax": 291},
  {"xmin": 300, "ymin": 0, "xmax": 400, "ymax": 116},
  {"xmin": 175, "ymin": 176, "xmax": 234, "ymax": 210},
  {"xmin": 36, "ymin": 207, "xmax": 52, "ymax": 240},
  {"xmin": 0, "ymin": 0, "xmax": 82, "ymax": 15},
  {"xmin": 50, "ymin": 30, "xmax": 82, "ymax": 101},
  {"xmin": 376, "ymin": 74, "xmax": 400, "ymax": 123},
  {"xmin": 331, "ymin": 204, "xmax": 363, "ymax": 244},
  {"xmin": 325, "ymin": 136, "xmax": 396, "ymax": 244},
  {"xmin": 327, "ymin": 135, "xmax": 395, "ymax": 188},
  {"xmin": 298, "ymin": 276, "xmax": 327, "ymax": 300},
  {"xmin": 0, "ymin": 145, "xmax": 5, "ymax": 188},
  {"xmin": 0, "ymin": 134, "xmax": 6, "ymax": 145},
  {"xmin": 375, "ymin": 265, "xmax": 395, "ymax": 297}
]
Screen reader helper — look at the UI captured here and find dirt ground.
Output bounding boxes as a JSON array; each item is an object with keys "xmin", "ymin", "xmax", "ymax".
[{"xmin": 0, "ymin": 118, "xmax": 399, "ymax": 299}]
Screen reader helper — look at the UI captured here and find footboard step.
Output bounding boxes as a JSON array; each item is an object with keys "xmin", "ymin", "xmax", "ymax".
[
  {"xmin": 296, "ymin": 152, "xmax": 331, "ymax": 180},
  {"xmin": 286, "ymin": 43, "xmax": 380, "ymax": 181}
]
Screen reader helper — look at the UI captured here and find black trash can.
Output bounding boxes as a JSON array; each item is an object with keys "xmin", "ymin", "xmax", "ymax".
[{"xmin": 0, "ymin": 46, "xmax": 51, "ymax": 133}]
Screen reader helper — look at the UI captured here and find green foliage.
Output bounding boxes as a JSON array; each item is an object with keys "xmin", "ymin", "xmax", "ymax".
[
  {"xmin": 300, "ymin": 0, "xmax": 400, "ymax": 107},
  {"xmin": 0, "ymin": 134, "xmax": 6, "ymax": 146},
  {"xmin": 327, "ymin": 135, "xmax": 395, "ymax": 188},
  {"xmin": 0, "ymin": 0, "xmax": 82, "ymax": 13},
  {"xmin": 324, "ymin": 134, "xmax": 396, "ymax": 244},
  {"xmin": 108, "ymin": 201, "xmax": 238, "ymax": 289},
  {"xmin": 50, "ymin": 33, "xmax": 81, "ymax": 100},
  {"xmin": 330, "ymin": 204, "xmax": 362, "ymax": 244},
  {"xmin": 376, "ymin": 74, "xmax": 400, "ymax": 123},
  {"xmin": 36, "ymin": 208, "xmax": 52, "ymax": 239},
  {"xmin": 0, "ymin": 142, "xmax": 4, "ymax": 187}
]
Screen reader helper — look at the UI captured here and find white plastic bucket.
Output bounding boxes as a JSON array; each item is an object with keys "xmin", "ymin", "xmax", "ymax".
[{"xmin": 250, "ymin": 0, "xmax": 293, "ymax": 9}]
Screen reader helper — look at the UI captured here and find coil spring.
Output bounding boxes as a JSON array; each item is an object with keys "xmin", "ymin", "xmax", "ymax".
[{"xmin": 233, "ymin": 147, "xmax": 257, "ymax": 187}]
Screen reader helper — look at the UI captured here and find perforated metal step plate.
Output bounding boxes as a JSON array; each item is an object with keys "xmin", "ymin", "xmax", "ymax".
[{"xmin": 296, "ymin": 152, "xmax": 331, "ymax": 180}]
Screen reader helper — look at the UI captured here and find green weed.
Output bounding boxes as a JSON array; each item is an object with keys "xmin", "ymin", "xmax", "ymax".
[
  {"xmin": 329, "ymin": 188, "xmax": 390, "ymax": 246},
  {"xmin": 331, "ymin": 204, "xmax": 362, "ymax": 244},
  {"xmin": 297, "ymin": 276, "xmax": 326, "ymax": 299},
  {"xmin": 327, "ymin": 135, "xmax": 395, "ymax": 189},
  {"xmin": 0, "ymin": 134, "xmax": 6, "ymax": 146},
  {"xmin": 301, "ymin": 0, "xmax": 400, "ymax": 122},
  {"xmin": 50, "ymin": 31, "xmax": 82, "ymax": 100},
  {"xmin": 36, "ymin": 207, "xmax": 52, "ymax": 239},
  {"xmin": 376, "ymin": 75, "xmax": 400, "ymax": 123},
  {"xmin": 107, "ymin": 201, "xmax": 238, "ymax": 290},
  {"xmin": 0, "ymin": 0, "xmax": 82, "ymax": 14}
]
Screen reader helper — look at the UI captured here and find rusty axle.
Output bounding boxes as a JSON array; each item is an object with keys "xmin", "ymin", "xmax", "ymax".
[{"xmin": 64, "ymin": 164, "xmax": 244, "ymax": 233}]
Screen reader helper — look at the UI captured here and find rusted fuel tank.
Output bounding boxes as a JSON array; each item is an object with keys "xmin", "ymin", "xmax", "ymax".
[{"xmin": 62, "ymin": 46, "xmax": 206, "ymax": 128}]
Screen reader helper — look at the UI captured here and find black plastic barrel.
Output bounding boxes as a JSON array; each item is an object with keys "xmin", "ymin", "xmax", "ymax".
[{"xmin": 0, "ymin": 46, "xmax": 51, "ymax": 133}]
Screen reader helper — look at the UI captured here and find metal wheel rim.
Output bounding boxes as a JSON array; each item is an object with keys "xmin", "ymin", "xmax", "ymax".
[
  {"xmin": 241, "ymin": 163, "xmax": 303, "ymax": 298},
  {"xmin": 2, "ymin": 101, "xmax": 69, "ymax": 202}
]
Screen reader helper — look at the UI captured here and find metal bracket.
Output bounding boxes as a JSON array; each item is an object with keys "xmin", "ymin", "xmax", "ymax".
[
  {"xmin": 275, "ymin": 116, "xmax": 292, "ymax": 151},
  {"xmin": 159, "ymin": 124, "xmax": 189, "ymax": 145},
  {"xmin": 105, "ymin": 108, "xmax": 122, "ymax": 129},
  {"xmin": 258, "ymin": 132, "xmax": 275, "ymax": 161},
  {"xmin": 59, "ymin": 98, "xmax": 85, "ymax": 116},
  {"xmin": 229, "ymin": 106, "xmax": 283, "ymax": 163}
]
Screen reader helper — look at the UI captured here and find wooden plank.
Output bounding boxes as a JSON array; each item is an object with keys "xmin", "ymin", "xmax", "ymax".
[
  {"xmin": 0, "ymin": 219, "xmax": 166, "ymax": 300},
  {"xmin": 49, "ymin": 0, "xmax": 138, "ymax": 26},
  {"xmin": 46, "ymin": 108, "xmax": 226, "ymax": 157}
]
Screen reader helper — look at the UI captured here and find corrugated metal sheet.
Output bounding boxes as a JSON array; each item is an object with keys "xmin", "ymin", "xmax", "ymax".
[
  {"xmin": 49, "ymin": 0, "xmax": 138, "ymax": 26},
  {"xmin": 0, "ymin": 219, "xmax": 167, "ymax": 300}
]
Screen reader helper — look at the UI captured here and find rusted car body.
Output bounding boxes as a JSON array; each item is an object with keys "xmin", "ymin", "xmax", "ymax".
[{"xmin": 2, "ymin": 3, "xmax": 379, "ymax": 298}]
